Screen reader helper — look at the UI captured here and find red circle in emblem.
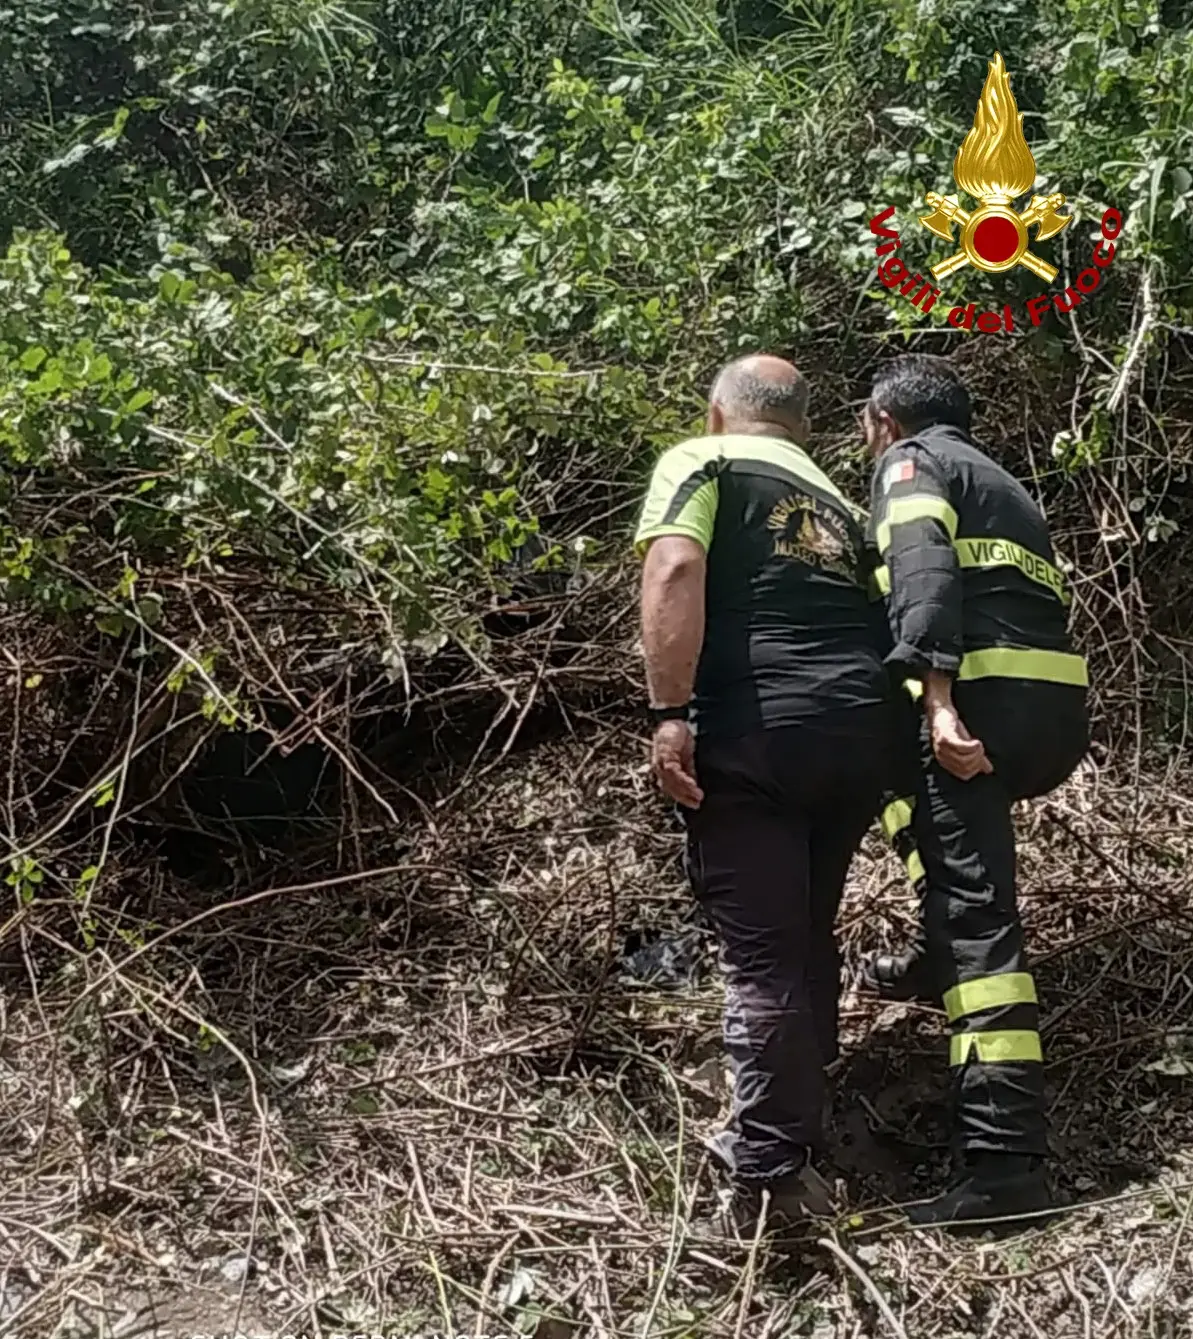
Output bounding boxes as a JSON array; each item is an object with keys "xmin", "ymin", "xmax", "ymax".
[{"xmin": 972, "ymin": 215, "xmax": 1021, "ymax": 264}]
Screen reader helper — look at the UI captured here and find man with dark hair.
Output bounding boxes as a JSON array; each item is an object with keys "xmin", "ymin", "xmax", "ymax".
[
  {"xmin": 634, "ymin": 354, "xmax": 898, "ymax": 1237},
  {"xmin": 860, "ymin": 352, "xmax": 1089, "ymax": 1227}
]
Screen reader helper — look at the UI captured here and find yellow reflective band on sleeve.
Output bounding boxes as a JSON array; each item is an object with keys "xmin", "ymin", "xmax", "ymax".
[
  {"xmin": 634, "ymin": 478, "xmax": 718, "ymax": 554},
  {"xmin": 906, "ymin": 850, "xmax": 925, "ymax": 885},
  {"xmin": 872, "ymin": 564, "xmax": 890, "ymax": 596},
  {"xmin": 634, "ymin": 439, "xmax": 723, "ymax": 557},
  {"xmin": 957, "ymin": 647, "xmax": 1089, "ymax": 687},
  {"xmin": 950, "ymin": 1030, "xmax": 1042, "ymax": 1066},
  {"xmin": 904, "ymin": 679, "xmax": 924, "ymax": 701},
  {"xmin": 876, "ymin": 495, "xmax": 959, "ymax": 555},
  {"xmin": 944, "ymin": 973, "xmax": 1038, "ymax": 1023},
  {"xmin": 880, "ymin": 797, "xmax": 914, "ymax": 841},
  {"xmin": 955, "ymin": 537, "xmax": 1071, "ymax": 606}
]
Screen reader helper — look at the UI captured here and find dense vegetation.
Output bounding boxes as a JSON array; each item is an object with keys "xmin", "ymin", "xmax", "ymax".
[
  {"xmin": 4, "ymin": 0, "xmax": 1191, "ymax": 638},
  {"xmin": 0, "ymin": 0, "xmax": 1189, "ymax": 894},
  {"xmin": 3, "ymin": 4, "xmax": 1193, "ymax": 1332}
]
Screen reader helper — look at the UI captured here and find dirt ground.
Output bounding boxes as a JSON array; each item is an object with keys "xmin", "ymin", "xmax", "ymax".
[{"xmin": 3, "ymin": 723, "xmax": 1193, "ymax": 1338}]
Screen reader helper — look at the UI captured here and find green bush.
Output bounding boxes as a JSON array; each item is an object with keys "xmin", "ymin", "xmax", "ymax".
[{"xmin": 1, "ymin": 0, "xmax": 1190, "ymax": 723}]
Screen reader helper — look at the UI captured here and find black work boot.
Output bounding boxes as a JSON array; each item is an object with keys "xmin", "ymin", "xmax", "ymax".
[
  {"xmin": 858, "ymin": 947, "xmax": 939, "ymax": 1005},
  {"xmin": 722, "ymin": 1161, "xmax": 837, "ymax": 1243},
  {"xmin": 907, "ymin": 1154, "xmax": 1053, "ymax": 1230}
]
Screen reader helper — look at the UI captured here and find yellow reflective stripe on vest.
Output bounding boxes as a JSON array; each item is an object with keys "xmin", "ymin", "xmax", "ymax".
[
  {"xmin": 955, "ymin": 537, "xmax": 1071, "ymax": 605},
  {"xmin": 944, "ymin": 973, "xmax": 1038, "ymax": 1023},
  {"xmin": 950, "ymin": 1030, "xmax": 1042, "ymax": 1066},
  {"xmin": 906, "ymin": 850, "xmax": 925, "ymax": 885},
  {"xmin": 880, "ymin": 797, "xmax": 914, "ymax": 841},
  {"xmin": 876, "ymin": 495, "xmax": 959, "ymax": 555},
  {"xmin": 957, "ymin": 647, "xmax": 1088, "ymax": 687},
  {"xmin": 718, "ymin": 436, "xmax": 853, "ymax": 510}
]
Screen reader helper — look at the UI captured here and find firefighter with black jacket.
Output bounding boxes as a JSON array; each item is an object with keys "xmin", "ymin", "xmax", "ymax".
[{"xmin": 859, "ymin": 354, "xmax": 1089, "ymax": 1227}]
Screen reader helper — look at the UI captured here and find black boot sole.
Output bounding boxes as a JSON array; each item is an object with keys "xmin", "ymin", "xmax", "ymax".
[{"xmin": 907, "ymin": 1184, "xmax": 1057, "ymax": 1234}]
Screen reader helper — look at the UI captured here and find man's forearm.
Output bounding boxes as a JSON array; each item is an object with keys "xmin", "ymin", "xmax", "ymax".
[
  {"xmin": 641, "ymin": 538, "xmax": 706, "ymax": 707},
  {"xmin": 923, "ymin": 668, "xmax": 955, "ymax": 711}
]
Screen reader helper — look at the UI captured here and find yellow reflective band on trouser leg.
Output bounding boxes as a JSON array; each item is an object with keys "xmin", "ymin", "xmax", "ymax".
[
  {"xmin": 943, "ymin": 973, "xmax": 1038, "ymax": 1023},
  {"xmin": 950, "ymin": 1031, "xmax": 1043, "ymax": 1066},
  {"xmin": 879, "ymin": 796, "xmax": 924, "ymax": 885},
  {"xmin": 880, "ymin": 797, "xmax": 914, "ymax": 841},
  {"xmin": 957, "ymin": 648, "xmax": 1089, "ymax": 687}
]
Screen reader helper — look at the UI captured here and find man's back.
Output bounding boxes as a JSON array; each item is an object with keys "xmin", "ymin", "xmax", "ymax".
[
  {"xmin": 871, "ymin": 421, "xmax": 1082, "ymax": 683},
  {"xmin": 636, "ymin": 357, "xmax": 903, "ymax": 1227},
  {"xmin": 637, "ymin": 432, "xmax": 890, "ymax": 735}
]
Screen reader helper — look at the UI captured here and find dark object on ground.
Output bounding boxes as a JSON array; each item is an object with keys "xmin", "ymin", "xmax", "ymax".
[
  {"xmin": 618, "ymin": 925, "xmax": 707, "ymax": 989},
  {"xmin": 486, "ymin": 532, "xmax": 570, "ymax": 638}
]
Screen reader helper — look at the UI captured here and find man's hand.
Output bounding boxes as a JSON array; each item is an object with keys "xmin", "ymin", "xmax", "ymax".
[
  {"xmin": 927, "ymin": 699, "xmax": 993, "ymax": 780},
  {"xmin": 651, "ymin": 719, "xmax": 703, "ymax": 808}
]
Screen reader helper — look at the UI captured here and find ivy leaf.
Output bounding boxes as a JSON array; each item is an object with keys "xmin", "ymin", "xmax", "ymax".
[
  {"xmin": 94, "ymin": 105, "xmax": 131, "ymax": 147},
  {"xmin": 121, "ymin": 388, "xmax": 155, "ymax": 414},
  {"xmin": 95, "ymin": 613, "xmax": 129, "ymax": 637},
  {"xmin": 136, "ymin": 594, "xmax": 164, "ymax": 626}
]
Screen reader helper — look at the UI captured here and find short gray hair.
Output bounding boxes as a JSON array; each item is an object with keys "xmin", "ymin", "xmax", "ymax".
[{"xmin": 710, "ymin": 357, "xmax": 809, "ymax": 423}]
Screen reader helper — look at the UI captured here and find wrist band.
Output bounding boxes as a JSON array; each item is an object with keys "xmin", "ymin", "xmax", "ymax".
[{"xmin": 647, "ymin": 703, "xmax": 691, "ymax": 724}]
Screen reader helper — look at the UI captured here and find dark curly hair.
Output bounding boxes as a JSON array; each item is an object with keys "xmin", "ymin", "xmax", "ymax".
[{"xmin": 869, "ymin": 354, "xmax": 972, "ymax": 435}]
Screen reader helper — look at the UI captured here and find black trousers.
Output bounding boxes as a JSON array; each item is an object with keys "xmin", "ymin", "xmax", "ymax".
[
  {"xmin": 683, "ymin": 705, "xmax": 897, "ymax": 1182},
  {"xmin": 883, "ymin": 681, "xmax": 1090, "ymax": 1157}
]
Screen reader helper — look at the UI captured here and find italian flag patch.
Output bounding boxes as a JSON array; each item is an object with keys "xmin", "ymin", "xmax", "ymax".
[{"xmin": 884, "ymin": 459, "xmax": 916, "ymax": 491}]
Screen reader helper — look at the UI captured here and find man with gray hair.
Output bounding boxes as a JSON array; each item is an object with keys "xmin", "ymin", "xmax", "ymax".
[{"xmin": 634, "ymin": 354, "xmax": 898, "ymax": 1237}]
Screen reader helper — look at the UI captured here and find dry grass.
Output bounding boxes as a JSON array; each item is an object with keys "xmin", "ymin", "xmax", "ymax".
[{"xmin": 3, "ymin": 699, "xmax": 1193, "ymax": 1339}]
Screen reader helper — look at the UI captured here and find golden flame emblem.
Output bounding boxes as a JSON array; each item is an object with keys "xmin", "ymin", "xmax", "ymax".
[{"xmin": 919, "ymin": 53, "xmax": 1071, "ymax": 284}]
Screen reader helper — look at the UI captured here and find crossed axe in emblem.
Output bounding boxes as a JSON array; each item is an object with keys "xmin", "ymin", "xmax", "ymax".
[{"xmin": 920, "ymin": 191, "xmax": 1072, "ymax": 284}]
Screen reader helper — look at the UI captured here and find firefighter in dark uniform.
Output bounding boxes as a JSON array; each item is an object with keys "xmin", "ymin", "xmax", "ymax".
[
  {"xmin": 859, "ymin": 353, "xmax": 1089, "ymax": 1227},
  {"xmin": 635, "ymin": 354, "xmax": 898, "ymax": 1236}
]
